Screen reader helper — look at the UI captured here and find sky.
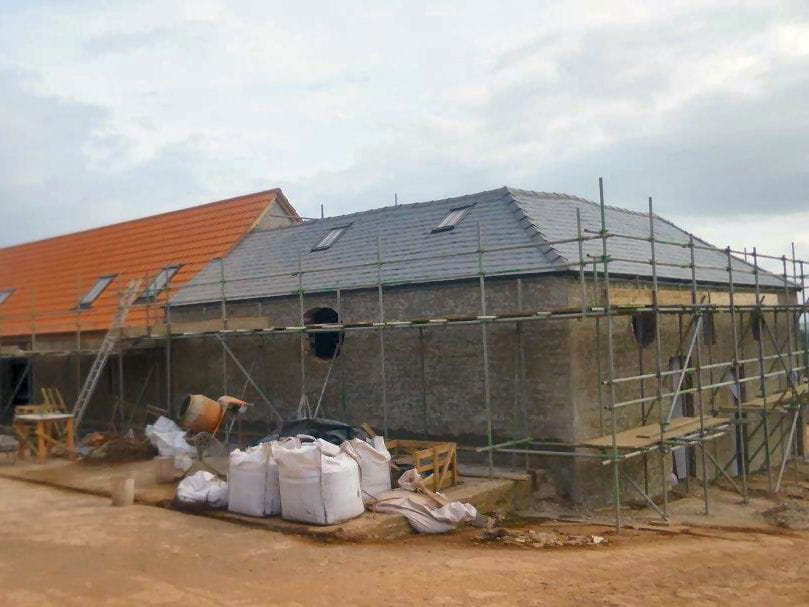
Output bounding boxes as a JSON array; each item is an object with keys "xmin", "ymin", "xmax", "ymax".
[{"xmin": 1, "ymin": 0, "xmax": 808, "ymax": 264}]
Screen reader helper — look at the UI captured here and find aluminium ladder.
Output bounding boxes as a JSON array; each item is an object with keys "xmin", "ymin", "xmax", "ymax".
[{"xmin": 73, "ymin": 278, "xmax": 143, "ymax": 429}]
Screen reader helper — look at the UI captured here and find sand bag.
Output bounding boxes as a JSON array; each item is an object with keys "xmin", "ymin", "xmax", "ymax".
[
  {"xmin": 228, "ymin": 443, "xmax": 271, "ymax": 517},
  {"xmin": 342, "ymin": 436, "xmax": 391, "ymax": 502},
  {"xmin": 176, "ymin": 471, "xmax": 228, "ymax": 508},
  {"xmin": 275, "ymin": 440, "xmax": 364, "ymax": 525},
  {"xmin": 263, "ymin": 438, "xmax": 299, "ymax": 516}
]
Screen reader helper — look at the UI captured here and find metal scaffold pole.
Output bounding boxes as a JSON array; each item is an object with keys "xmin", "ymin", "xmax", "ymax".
[
  {"xmin": 297, "ymin": 250, "xmax": 308, "ymax": 416},
  {"xmin": 220, "ymin": 258, "xmax": 228, "ymax": 396},
  {"xmin": 752, "ymin": 247, "xmax": 773, "ymax": 494},
  {"xmin": 726, "ymin": 247, "xmax": 749, "ymax": 503},
  {"xmin": 648, "ymin": 197, "xmax": 668, "ymax": 519},
  {"xmin": 116, "ymin": 276, "xmax": 125, "ymax": 431},
  {"xmin": 801, "ymin": 260, "xmax": 809, "ymax": 376},
  {"xmin": 517, "ymin": 278, "xmax": 528, "ymax": 472},
  {"xmin": 164, "ymin": 268, "xmax": 173, "ymax": 417},
  {"xmin": 598, "ymin": 178, "xmax": 621, "ymax": 532},
  {"xmin": 775, "ymin": 253, "xmax": 800, "ymax": 492},
  {"xmin": 478, "ymin": 222, "xmax": 494, "ymax": 479},
  {"xmin": 377, "ymin": 235, "xmax": 389, "ymax": 439},
  {"xmin": 689, "ymin": 234, "xmax": 709, "ymax": 513}
]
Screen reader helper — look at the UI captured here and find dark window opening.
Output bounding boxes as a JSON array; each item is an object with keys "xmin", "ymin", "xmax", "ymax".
[
  {"xmin": 750, "ymin": 310, "xmax": 763, "ymax": 342},
  {"xmin": 730, "ymin": 365, "xmax": 748, "ymax": 404},
  {"xmin": 304, "ymin": 307, "xmax": 343, "ymax": 360},
  {"xmin": 702, "ymin": 312, "xmax": 717, "ymax": 346},
  {"xmin": 631, "ymin": 311, "xmax": 656, "ymax": 348}
]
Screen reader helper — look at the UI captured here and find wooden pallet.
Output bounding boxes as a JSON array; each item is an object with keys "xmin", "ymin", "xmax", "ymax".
[{"xmin": 386, "ymin": 439, "xmax": 458, "ymax": 491}]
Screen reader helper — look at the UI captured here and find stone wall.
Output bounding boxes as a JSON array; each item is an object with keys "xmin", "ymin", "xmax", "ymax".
[{"xmin": 5, "ymin": 271, "xmax": 803, "ymax": 504}]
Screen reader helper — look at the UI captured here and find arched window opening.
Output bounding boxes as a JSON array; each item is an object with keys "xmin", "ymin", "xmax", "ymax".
[
  {"xmin": 304, "ymin": 307, "xmax": 343, "ymax": 360},
  {"xmin": 631, "ymin": 311, "xmax": 656, "ymax": 348}
]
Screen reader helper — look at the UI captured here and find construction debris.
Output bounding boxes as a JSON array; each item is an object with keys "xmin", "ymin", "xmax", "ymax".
[
  {"xmin": 369, "ymin": 469, "xmax": 479, "ymax": 534},
  {"xmin": 763, "ymin": 500, "xmax": 809, "ymax": 530},
  {"xmin": 478, "ymin": 527, "xmax": 608, "ymax": 548},
  {"xmin": 83, "ymin": 435, "xmax": 155, "ymax": 462}
]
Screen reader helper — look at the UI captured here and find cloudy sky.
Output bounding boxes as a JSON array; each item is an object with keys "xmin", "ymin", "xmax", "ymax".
[{"xmin": 1, "ymin": 0, "xmax": 808, "ymax": 263}]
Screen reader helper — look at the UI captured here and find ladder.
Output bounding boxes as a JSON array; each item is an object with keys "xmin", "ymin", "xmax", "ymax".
[{"xmin": 73, "ymin": 278, "xmax": 143, "ymax": 429}]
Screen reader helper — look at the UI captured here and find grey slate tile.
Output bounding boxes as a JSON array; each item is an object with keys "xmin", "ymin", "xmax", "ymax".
[{"xmin": 172, "ymin": 187, "xmax": 787, "ymax": 306}]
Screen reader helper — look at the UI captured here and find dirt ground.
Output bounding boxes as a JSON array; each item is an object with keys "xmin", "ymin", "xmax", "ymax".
[{"xmin": 1, "ymin": 478, "xmax": 808, "ymax": 606}]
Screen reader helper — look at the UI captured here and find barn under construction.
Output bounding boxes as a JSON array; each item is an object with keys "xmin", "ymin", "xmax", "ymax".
[{"xmin": 1, "ymin": 180, "xmax": 807, "ymax": 529}]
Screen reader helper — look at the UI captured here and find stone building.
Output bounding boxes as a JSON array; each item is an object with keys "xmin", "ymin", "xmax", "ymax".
[
  {"xmin": 169, "ymin": 187, "xmax": 802, "ymax": 501},
  {"xmin": 2, "ymin": 186, "xmax": 803, "ymax": 503}
]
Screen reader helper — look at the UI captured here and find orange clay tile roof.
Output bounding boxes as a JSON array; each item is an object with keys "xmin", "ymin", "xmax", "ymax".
[{"xmin": 0, "ymin": 189, "xmax": 298, "ymax": 338}]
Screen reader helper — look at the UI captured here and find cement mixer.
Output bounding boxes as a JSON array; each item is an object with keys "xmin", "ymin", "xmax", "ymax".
[
  {"xmin": 178, "ymin": 394, "xmax": 252, "ymax": 476},
  {"xmin": 179, "ymin": 394, "xmax": 250, "ymax": 435}
]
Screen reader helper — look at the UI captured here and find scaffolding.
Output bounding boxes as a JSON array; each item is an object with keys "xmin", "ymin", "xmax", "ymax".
[{"xmin": 1, "ymin": 179, "xmax": 807, "ymax": 532}]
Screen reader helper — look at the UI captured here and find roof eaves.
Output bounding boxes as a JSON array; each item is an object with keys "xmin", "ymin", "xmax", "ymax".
[{"xmin": 651, "ymin": 214, "xmax": 791, "ymax": 288}]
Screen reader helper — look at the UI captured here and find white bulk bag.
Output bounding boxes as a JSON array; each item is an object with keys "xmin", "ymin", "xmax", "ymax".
[
  {"xmin": 228, "ymin": 443, "xmax": 271, "ymax": 517},
  {"xmin": 342, "ymin": 437, "xmax": 391, "ymax": 502},
  {"xmin": 176, "ymin": 471, "xmax": 228, "ymax": 508},
  {"xmin": 265, "ymin": 452, "xmax": 281, "ymax": 516},
  {"xmin": 264, "ymin": 438, "xmax": 298, "ymax": 516},
  {"xmin": 275, "ymin": 441, "xmax": 364, "ymax": 525}
]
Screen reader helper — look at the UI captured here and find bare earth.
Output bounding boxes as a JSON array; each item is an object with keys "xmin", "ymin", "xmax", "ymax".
[{"xmin": 1, "ymin": 478, "xmax": 807, "ymax": 606}]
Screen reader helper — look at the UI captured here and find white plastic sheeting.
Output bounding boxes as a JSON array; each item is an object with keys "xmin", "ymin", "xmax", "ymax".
[
  {"xmin": 145, "ymin": 416, "xmax": 195, "ymax": 457},
  {"xmin": 341, "ymin": 437, "xmax": 391, "ymax": 502},
  {"xmin": 274, "ymin": 439, "xmax": 364, "ymax": 525},
  {"xmin": 370, "ymin": 491, "xmax": 477, "ymax": 533},
  {"xmin": 369, "ymin": 470, "xmax": 477, "ymax": 534},
  {"xmin": 176, "ymin": 471, "xmax": 228, "ymax": 508},
  {"xmin": 228, "ymin": 443, "xmax": 272, "ymax": 517}
]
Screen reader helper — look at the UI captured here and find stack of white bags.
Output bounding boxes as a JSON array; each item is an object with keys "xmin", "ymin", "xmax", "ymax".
[
  {"xmin": 227, "ymin": 436, "xmax": 392, "ymax": 525},
  {"xmin": 175, "ymin": 433, "xmax": 478, "ymax": 533}
]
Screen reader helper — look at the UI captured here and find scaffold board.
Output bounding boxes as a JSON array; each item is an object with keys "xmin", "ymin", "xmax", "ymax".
[{"xmin": 583, "ymin": 416, "xmax": 730, "ymax": 450}]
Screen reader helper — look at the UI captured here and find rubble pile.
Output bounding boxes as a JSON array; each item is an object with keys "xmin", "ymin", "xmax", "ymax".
[
  {"xmin": 763, "ymin": 500, "xmax": 809, "ymax": 530},
  {"xmin": 479, "ymin": 527, "xmax": 608, "ymax": 548}
]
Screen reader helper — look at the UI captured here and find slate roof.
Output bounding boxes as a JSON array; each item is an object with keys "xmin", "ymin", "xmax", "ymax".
[
  {"xmin": 172, "ymin": 187, "xmax": 787, "ymax": 306},
  {"xmin": 0, "ymin": 189, "xmax": 297, "ymax": 336}
]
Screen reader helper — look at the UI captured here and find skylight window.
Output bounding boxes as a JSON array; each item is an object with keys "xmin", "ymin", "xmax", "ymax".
[
  {"xmin": 78, "ymin": 275, "xmax": 116, "ymax": 309},
  {"xmin": 138, "ymin": 265, "xmax": 180, "ymax": 302},
  {"xmin": 432, "ymin": 206, "xmax": 472, "ymax": 233},
  {"xmin": 0, "ymin": 289, "xmax": 13, "ymax": 305},
  {"xmin": 312, "ymin": 226, "xmax": 349, "ymax": 251}
]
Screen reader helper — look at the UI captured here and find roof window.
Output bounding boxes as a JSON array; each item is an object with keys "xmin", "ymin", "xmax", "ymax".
[
  {"xmin": 78, "ymin": 275, "xmax": 116, "ymax": 309},
  {"xmin": 432, "ymin": 206, "xmax": 472, "ymax": 233},
  {"xmin": 138, "ymin": 265, "xmax": 180, "ymax": 302},
  {"xmin": 312, "ymin": 226, "xmax": 349, "ymax": 251},
  {"xmin": 0, "ymin": 289, "xmax": 13, "ymax": 305}
]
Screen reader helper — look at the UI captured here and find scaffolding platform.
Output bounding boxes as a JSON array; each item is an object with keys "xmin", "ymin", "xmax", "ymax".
[
  {"xmin": 718, "ymin": 382, "xmax": 808, "ymax": 413},
  {"xmin": 583, "ymin": 416, "xmax": 730, "ymax": 450}
]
